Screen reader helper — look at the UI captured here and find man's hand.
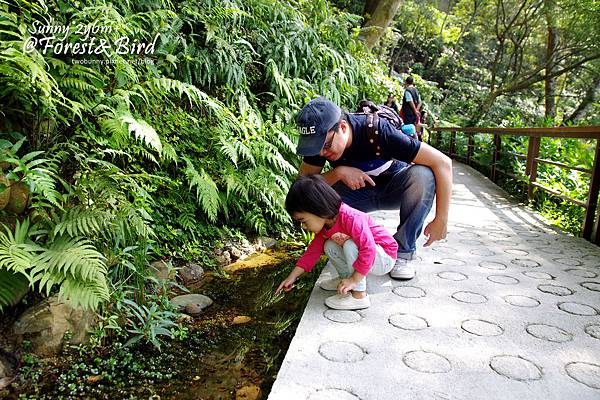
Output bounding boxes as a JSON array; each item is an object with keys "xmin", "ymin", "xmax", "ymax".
[
  {"xmin": 335, "ymin": 166, "xmax": 375, "ymax": 190},
  {"xmin": 423, "ymin": 217, "xmax": 448, "ymax": 247},
  {"xmin": 330, "ymin": 233, "xmax": 351, "ymax": 246}
]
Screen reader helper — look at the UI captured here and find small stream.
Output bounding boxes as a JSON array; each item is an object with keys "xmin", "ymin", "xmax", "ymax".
[{"xmin": 6, "ymin": 250, "xmax": 322, "ymax": 400}]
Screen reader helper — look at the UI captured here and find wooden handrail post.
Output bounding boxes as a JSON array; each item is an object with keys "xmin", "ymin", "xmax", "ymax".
[
  {"xmin": 491, "ymin": 134, "xmax": 501, "ymax": 182},
  {"xmin": 583, "ymin": 139, "xmax": 600, "ymax": 240},
  {"xmin": 525, "ymin": 136, "xmax": 534, "ymax": 175},
  {"xmin": 450, "ymin": 131, "xmax": 456, "ymax": 158},
  {"xmin": 467, "ymin": 133, "xmax": 474, "ymax": 166},
  {"xmin": 527, "ymin": 136, "xmax": 541, "ymax": 200}
]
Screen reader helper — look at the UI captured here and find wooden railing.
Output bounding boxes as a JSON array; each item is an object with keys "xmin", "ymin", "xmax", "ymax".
[{"xmin": 428, "ymin": 126, "xmax": 600, "ymax": 245}]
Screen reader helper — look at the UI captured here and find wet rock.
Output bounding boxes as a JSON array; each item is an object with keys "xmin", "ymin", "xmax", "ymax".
[
  {"xmin": 0, "ymin": 377, "xmax": 13, "ymax": 393},
  {"xmin": 171, "ymin": 294, "xmax": 213, "ymax": 316},
  {"xmin": 257, "ymin": 236, "xmax": 277, "ymax": 250},
  {"xmin": 177, "ymin": 314, "xmax": 193, "ymax": 323},
  {"xmin": 149, "ymin": 260, "xmax": 173, "ymax": 281},
  {"xmin": 0, "ymin": 355, "xmax": 12, "ymax": 379},
  {"xmin": 179, "ymin": 263, "xmax": 204, "ymax": 286},
  {"xmin": 236, "ymin": 384, "xmax": 261, "ymax": 400},
  {"xmin": 215, "ymin": 250, "xmax": 232, "ymax": 267},
  {"xmin": 230, "ymin": 247, "xmax": 243, "ymax": 261},
  {"xmin": 12, "ymin": 295, "xmax": 95, "ymax": 357}
]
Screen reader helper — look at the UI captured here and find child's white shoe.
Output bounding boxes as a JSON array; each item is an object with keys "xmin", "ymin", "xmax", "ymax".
[
  {"xmin": 319, "ymin": 277, "xmax": 341, "ymax": 291},
  {"xmin": 325, "ymin": 294, "xmax": 370, "ymax": 310}
]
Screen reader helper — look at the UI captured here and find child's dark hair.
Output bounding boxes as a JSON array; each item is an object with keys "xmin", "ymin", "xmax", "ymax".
[{"xmin": 285, "ymin": 175, "xmax": 341, "ymax": 219}]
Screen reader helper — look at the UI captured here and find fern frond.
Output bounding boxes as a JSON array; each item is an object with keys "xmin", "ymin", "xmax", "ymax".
[
  {"xmin": 57, "ymin": 277, "xmax": 109, "ymax": 311},
  {"xmin": 183, "ymin": 158, "xmax": 220, "ymax": 222},
  {"xmin": 53, "ymin": 206, "xmax": 114, "ymax": 238},
  {"xmin": 219, "ymin": 137, "xmax": 255, "ymax": 166},
  {"xmin": 121, "ymin": 115, "xmax": 162, "ymax": 154},
  {"xmin": 59, "ymin": 77, "xmax": 97, "ymax": 92},
  {"xmin": 0, "ymin": 269, "xmax": 29, "ymax": 312},
  {"xmin": 223, "ymin": 170, "xmax": 249, "ymax": 201},
  {"xmin": 31, "ymin": 235, "xmax": 106, "ymax": 282},
  {"xmin": 0, "ymin": 220, "xmax": 39, "ymax": 282},
  {"xmin": 28, "ymin": 168, "xmax": 63, "ymax": 207},
  {"xmin": 161, "ymin": 142, "xmax": 179, "ymax": 164},
  {"xmin": 100, "ymin": 110, "xmax": 162, "ymax": 154},
  {"xmin": 177, "ymin": 210, "xmax": 198, "ymax": 235}
]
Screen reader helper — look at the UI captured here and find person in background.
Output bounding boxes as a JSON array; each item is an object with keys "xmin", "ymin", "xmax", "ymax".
[
  {"xmin": 275, "ymin": 175, "xmax": 397, "ymax": 310},
  {"xmin": 401, "ymin": 76, "xmax": 421, "ymax": 125},
  {"xmin": 385, "ymin": 93, "xmax": 400, "ymax": 115}
]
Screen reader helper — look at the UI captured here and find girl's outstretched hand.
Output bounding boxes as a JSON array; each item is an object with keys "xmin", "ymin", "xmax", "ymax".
[
  {"xmin": 275, "ymin": 266, "xmax": 305, "ymax": 295},
  {"xmin": 275, "ymin": 276, "xmax": 296, "ymax": 295}
]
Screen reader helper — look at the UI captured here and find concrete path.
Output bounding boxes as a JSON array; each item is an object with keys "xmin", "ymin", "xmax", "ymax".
[{"xmin": 269, "ymin": 162, "xmax": 600, "ymax": 400}]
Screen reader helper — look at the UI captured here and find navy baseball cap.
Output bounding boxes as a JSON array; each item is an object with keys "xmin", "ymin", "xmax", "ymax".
[{"xmin": 296, "ymin": 97, "xmax": 342, "ymax": 156}]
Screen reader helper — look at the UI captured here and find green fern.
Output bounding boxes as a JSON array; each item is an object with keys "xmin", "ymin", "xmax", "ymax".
[
  {"xmin": 219, "ymin": 137, "xmax": 255, "ymax": 166},
  {"xmin": 183, "ymin": 157, "xmax": 220, "ymax": 222},
  {"xmin": 0, "ymin": 219, "xmax": 38, "ymax": 282},
  {"xmin": 31, "ymin": 235, "xmax": 108, "ymax": 305},
  {"xmin": 0, "ymin": 219, "xmax": 109, "ymax": 311},
  {"xmin": 53, "ymin": 206, "xmax": 114, "ymax": 238},
  {"xmin": 101, "ymin": 109, "xmax": 162, "ymax": 154},
  {"xmin": 0, "ymin": 268, "xmax": 29, "ymax": 312}
]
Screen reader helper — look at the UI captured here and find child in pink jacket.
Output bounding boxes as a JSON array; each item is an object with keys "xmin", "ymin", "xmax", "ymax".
[{"xmin": 275, "ymin": 175, "xmax": 397, "ymax": 310}]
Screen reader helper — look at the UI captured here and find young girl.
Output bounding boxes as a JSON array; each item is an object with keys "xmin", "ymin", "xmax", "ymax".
[{"xmin": 275, "ymin": 175, "xmax": 398, "ymax": 310}]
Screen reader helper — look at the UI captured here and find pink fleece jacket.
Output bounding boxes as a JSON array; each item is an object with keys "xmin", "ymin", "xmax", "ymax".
[{"xmin": 296, "ymin": 203, "xmax": 398, "ymax": 275}]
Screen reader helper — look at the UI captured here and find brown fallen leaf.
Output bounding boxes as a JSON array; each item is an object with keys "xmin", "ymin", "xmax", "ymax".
[
  {"xmin": 236, "ymin": 384, "xmax": 261, "ymax": 400},
  {"xmin": 232, "ymin": 315, "xmax": 252, "ymax": 325},
  {"xmin": 86, "ymin": 375, "xmax": 102, "ymax": 383}
]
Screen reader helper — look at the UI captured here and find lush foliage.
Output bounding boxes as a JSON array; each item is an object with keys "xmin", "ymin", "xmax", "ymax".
[
  {"xmin": 367, "ymin": 0, "xmax": 599, "ymax": 237},
  {"xmin": 0, "ymin": 0, "xmax": 398, "ymax": 351},
  {"xmin": 1, "ymin": 0, "xmax": 596, "ymax": 353}
]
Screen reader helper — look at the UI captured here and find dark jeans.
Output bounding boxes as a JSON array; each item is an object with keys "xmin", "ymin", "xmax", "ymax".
[{"xmin": 332, "ymin": 161, "xmax": 436, "ymax": 255}]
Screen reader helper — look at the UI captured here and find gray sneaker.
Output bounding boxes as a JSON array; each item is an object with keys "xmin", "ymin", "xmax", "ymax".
[{"xmin": 389, "ymin": 257, "xmax": 415, "ymax": 280}]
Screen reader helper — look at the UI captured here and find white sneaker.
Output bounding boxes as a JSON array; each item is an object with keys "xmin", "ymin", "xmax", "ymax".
[
  {"xmin": 319, "ymin": 277, "xmax": 341, "ymax": 291},
  {"xmin": 389, "ymin": 257, "xmax": 416, "ymax": 280},
  {"xmin": 325, "ymin": 294, "xmax": 370, "ymax": 310}
]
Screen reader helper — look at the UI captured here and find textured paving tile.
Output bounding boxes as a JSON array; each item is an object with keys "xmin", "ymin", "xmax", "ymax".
[{"xmin": 269, "ymin": 162, "xmax": 600, "ymax": 400}]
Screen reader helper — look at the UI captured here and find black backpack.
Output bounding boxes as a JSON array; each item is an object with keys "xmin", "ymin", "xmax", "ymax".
[{"xmin": 353, "ymin": 101, "xmax": 404, "ymax": 156}]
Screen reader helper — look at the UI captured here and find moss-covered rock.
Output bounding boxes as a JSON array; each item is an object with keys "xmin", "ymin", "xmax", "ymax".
[
  {"xmin": 0, "ymin": 176, "xmax": 11, "ymax": 210},
  {"xmin": 4, "ymin": 181, "xmax": 29, "ymax": 214}
]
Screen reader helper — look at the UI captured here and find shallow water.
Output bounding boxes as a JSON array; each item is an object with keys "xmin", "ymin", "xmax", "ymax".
[{"xmin": 7, "ymin": 250, "xmax": 322, "ymax": 400}]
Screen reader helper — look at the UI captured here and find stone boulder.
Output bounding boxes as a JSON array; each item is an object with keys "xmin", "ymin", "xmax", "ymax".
[
  {"xmin": 257, "ymin": 236, "xmax": 277, "ymax": 250},
  {"xmin": 0, "ymin": 355, "xmax": 12, "ymax": 379},
  {"xmin": 148, "ymin": 260, "xmax": 174, "ymax": 281},
  {"xmin": 178, "ymin": 263, "xmax": 204, "ymax": 286},
  {"xmin": 12, "ymin": 295, "xmax": 95, "ymax": 357},
  {"xmin": 170, "ymin": 294, "xmax": 213, "ymax": 316}
]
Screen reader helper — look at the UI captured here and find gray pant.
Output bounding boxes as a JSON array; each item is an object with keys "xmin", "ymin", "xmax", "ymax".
[{"xmin": 324, "ymin": 239, "xmax": 395, "ymax": 292}]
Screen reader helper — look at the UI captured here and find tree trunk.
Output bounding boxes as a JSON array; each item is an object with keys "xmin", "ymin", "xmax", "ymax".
[
  {"xmin": 437, "ymin": 0, "xmax": 451, "ymax": 12},
  {"xmin": 363, "ymin": 0, "xmax": 383, "ymax": 20},
  {"xmin": 361, "ymin": 0, "xmax": 403, "ymax": 50},
  {"xmin": 544, "ymin": 0, "xmax": 558, "ymax": 119},
  {"xmin": 564, "ymin": 74, "xmax": 600, "ymax": 124}
]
